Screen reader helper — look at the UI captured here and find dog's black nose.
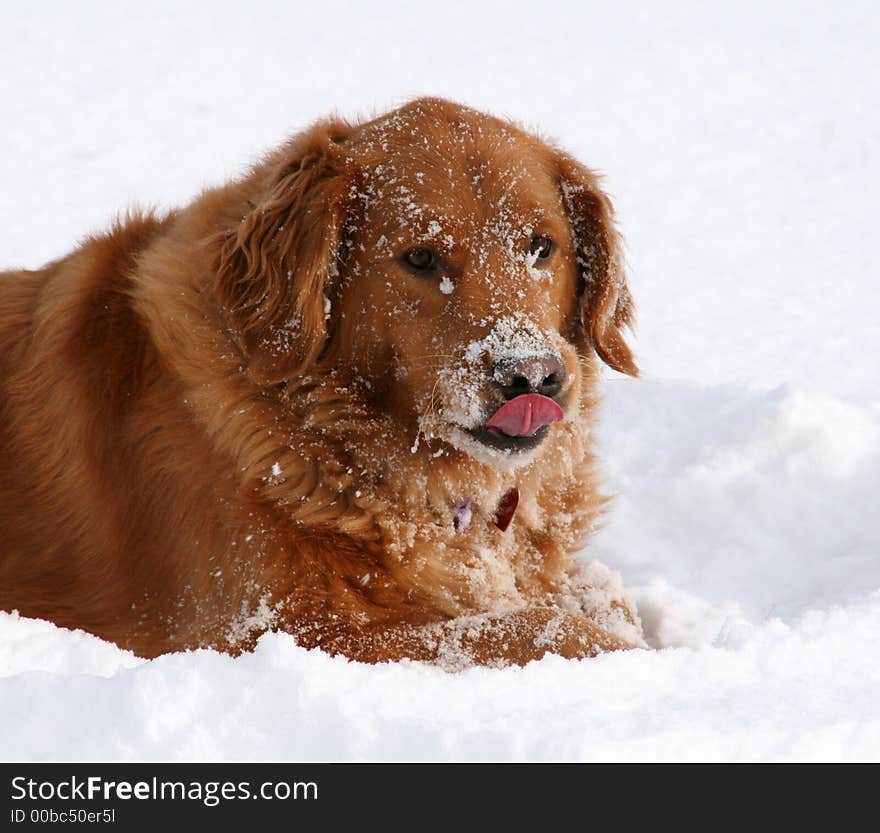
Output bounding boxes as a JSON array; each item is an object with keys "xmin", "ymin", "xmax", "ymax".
[{"xmin": 492, "ymin": 354, "xmax": 565, "ymax": 400}]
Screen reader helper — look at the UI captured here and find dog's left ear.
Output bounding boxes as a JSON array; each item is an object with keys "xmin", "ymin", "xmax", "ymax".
[
  {"xmin": 215, "ymin": 120, "xmax": 354, "ymax": 385},
  {"xmin": 557, "ymin": 153, "xmax": 638, "ymax": 377}
]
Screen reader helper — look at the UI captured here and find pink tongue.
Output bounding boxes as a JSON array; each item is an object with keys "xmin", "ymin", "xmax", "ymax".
[{"xmin": 485, "ymin": 394, "xmax": 564, "ymax": 438}]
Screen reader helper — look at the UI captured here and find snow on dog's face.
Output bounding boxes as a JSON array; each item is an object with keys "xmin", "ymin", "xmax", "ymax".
[{"xmin": 217, "ymin": 98, "xmax": 637, "ymax": 471}]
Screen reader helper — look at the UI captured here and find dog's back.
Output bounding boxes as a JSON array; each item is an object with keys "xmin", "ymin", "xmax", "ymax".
[{"xmin": 0, "ymin": 215, "xmax": 203, "ymax": 653}]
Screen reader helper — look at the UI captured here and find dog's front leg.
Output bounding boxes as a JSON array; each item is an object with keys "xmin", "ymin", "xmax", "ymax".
[
  {"xmin": 424, "ymin": 609, "xmax": 634, "ymax": 668},
  {"xmin": 294, "ymin": 609, "xmax": 634, "ymax": 668}
]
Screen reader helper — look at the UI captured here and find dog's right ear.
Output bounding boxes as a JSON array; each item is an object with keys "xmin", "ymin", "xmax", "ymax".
[{"xmin": 215, "ymin": 120, "xmax": 354, "ymax": 385}]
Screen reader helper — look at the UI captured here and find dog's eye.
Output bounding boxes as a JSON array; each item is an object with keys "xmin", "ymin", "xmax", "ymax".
[
  {"xmin": 403, "ymin": 248, "xmax": 437, "ymax": 272},
  {"xmin": 529, "ymin": 236, "xmax": 553, "ymax": 260}
]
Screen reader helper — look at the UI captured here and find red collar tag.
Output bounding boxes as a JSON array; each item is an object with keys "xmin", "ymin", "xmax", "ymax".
[{"xmin": 494, "ymin": 488, "xmax": 519, "ymax": 532}]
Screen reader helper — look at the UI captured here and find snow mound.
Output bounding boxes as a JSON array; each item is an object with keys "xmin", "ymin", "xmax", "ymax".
[
  {"xmin": 2, "ymin": 592, "xmax": 879, "ymax": 762},
  {"xmin": 593, "ymin": 379, "xmax": 880, "ymax": 639}
]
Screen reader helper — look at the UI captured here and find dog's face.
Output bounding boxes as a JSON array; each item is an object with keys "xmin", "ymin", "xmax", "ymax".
[
  {"xmin": 334, "ymin": 117, "xmax": 585, "ymax": 468},
  {"xmin": 216, "ymin": 99, "xmax": 636, "ymax": 471}
]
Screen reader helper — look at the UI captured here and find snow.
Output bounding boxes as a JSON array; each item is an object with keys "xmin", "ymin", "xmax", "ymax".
[
  {"xmin": 3, "ymin": 604, "xmax": 879, "ymax": 761},
  {"xmin": 1, "ymin": 0, "xmax": 878, "ymax": 761}
]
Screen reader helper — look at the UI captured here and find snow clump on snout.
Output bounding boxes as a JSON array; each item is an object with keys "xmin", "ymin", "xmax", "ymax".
[{"xmin": 417, "ymin": 315, "xmax": 567, "ymax": 463}]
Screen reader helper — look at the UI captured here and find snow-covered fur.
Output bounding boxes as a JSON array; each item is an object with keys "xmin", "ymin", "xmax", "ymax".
[{"xmin": 0, "ymin": 98, "xmax": 641, "ymax": 666}]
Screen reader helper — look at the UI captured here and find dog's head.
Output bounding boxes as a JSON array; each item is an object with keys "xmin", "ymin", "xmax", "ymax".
[{"xmin": 216, "ymin": 98, "xmax": 636, "ymax": 471}]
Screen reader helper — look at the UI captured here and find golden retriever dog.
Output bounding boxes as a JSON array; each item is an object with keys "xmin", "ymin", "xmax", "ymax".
[{"xmin": 0, "ymin": 98, "xmax": 642, "ymax": 667}]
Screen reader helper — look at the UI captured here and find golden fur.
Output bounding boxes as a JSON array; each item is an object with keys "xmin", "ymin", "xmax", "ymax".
[{"xmin": 0, "ymin": 98, "xmax": 640, "ymax": 666}]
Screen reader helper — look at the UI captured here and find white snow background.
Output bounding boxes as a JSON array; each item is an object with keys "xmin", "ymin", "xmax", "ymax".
[{"xmin": 1, "ymin": 0, "xmax": 878, "ymax": 761}]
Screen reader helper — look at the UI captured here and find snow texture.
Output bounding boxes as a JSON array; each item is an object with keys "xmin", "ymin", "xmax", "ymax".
[{"xmin": 1, "ymin": 0, "xmax": 878, "ymax": 761}]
